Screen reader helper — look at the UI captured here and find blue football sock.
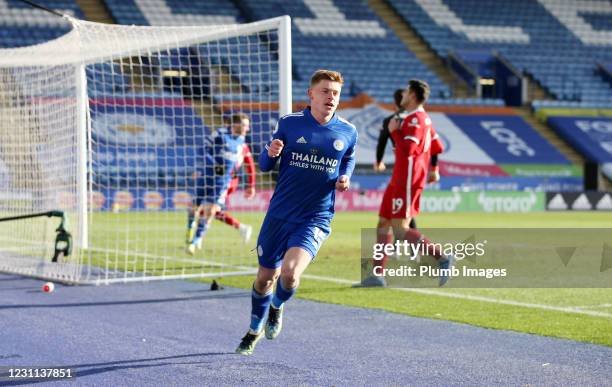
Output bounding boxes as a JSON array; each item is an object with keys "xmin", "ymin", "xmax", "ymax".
[
  {"xmin": 187, "ymin": 210, "xmax": 195, "ymax": 230},
  {"xmin": 250, "ymin": 286, "xmax": 272, "ymax": 333},
  {"xmin": 271, "ymin": 279, "xmax": 296, "ymax": 309},
  {"xmin": 194, "ymin": 221, "xmax": 209, "ymax": 240}
]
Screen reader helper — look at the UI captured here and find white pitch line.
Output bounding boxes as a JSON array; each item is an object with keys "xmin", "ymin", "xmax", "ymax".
[
  {"xmin": 571, "ymin": 303, "xmax": 612, "ymax": 310},
  {"xmin": 301, "ymin": 274, "xmax": 612, "ymax": 319},
  {"xmin": 8, "ymin": 238, "xmax": 607, "ymax": 318}
]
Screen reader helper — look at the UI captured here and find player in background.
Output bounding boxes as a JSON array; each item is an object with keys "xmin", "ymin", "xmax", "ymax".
[
  {"xmin": 213, "ymin": 128, "xmax": 256, "ymax": 243},
  {"xmin": 375, "ymin": 89, "xmax": 442, "ymax": 230},
  {"xmin": 236, "ymin": 69, "xmax": 357, "ymax": 355},
  {"xmin": 186, "ymin": 113, "xmax": 251, "ymax": 254},
  {"xmin": 374, "ymin": 89, "xmax": 403, "ymax": 173},
  {"xmin": 359, "ymin": 80, "xmax": 450, "ymax": 288}
]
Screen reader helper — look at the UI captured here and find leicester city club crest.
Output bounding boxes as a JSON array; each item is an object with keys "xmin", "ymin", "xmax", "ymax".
[{"xmin": 333, "ymin": 139, "xmax": 344, "ymax": 151}]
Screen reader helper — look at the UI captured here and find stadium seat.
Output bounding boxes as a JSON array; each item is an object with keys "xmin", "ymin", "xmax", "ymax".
[
  {"xmin": 6, "ymin": 0, "xmax": 607, "ymax": 106},
  {"xmin": 236, "ymin": 0, "xmax": 453, "ymax": 103},
  {"xmin": 0, "ymin": 1, "xmax": 83, "ymax": 48},
  {"xmin": 387, "ymin": 0, "xmax": 612, "ymax": 104},
  {"xmin": 390, "ymin": 0, "xmax": 612, "ymax": 103}
]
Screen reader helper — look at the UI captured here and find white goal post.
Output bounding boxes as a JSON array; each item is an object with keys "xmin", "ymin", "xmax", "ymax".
[{"xmin": 0, "ymin": 15, "xmax": 292, "ymax": 284}]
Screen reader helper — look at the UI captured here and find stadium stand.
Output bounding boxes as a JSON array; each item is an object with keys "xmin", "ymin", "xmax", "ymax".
[
  {"xmin": 2, "ymin": 0, "xmax": 610, "ymax": 190},
  {"xmin": 597, "ymin": 61, "xmax": 612, "ymax": 86},
  {"xmin": 104, "ymin": 0, "xmax": 243, "ymax": 26},
  {"xmin": 105, "ymin": 0, "xmax": 277, "ymax": 103},
  {"xmin": 547, "ymin": 116, "xmax": 612, "ymax": 164},
  {"xmin": 0, "ymin": 0, "xmax": 83, "ymax": 47},
  {"xmin": 387, "ymin": 0, "xmax": 612, "ymax": 107},
  {"xmin": 1, "ymin": 0, "xmax": 608, "ymax": 107},
  {"xmin": 0, "ymin": 0, "xmax": 507, "ymax": 105},
  {"xmin": 86, "ymin": 62, "xmax": 131, "ymax": 96},
  {"xmin": 237, "ymin": 0, "xmax": 452, "ymax": 103},
  {"xmin": 101, "ymin": 0, "xmax": 500, "ymax": 105}
]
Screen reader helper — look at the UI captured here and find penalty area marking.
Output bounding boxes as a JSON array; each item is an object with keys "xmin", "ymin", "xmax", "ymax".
[{"xmin": 301, "ymin": 274, "xmax": 612, "ymax": 319}]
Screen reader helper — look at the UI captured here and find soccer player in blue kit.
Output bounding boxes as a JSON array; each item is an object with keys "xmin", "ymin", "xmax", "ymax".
[
  {"xmin": 186, "ymin": 113, "xmax": 250, "ymax": 254},
  {"xmin": 236, "ymin": 70, "xmax": 357, "ymax": 355}
]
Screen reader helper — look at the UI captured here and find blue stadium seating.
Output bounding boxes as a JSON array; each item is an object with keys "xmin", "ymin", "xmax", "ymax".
[
  {"xmin": 0, "ymin": 0, "xmax": 83, "ymax": 47},
  {"xmin": 202, "ymin": 34, "xmax": 278, "ymax": 102},
  {"xmin": 387, "ymin": 0, "xmax": 612, "ymax": 104},
  {"xmin": 238, "ymin": 0, "xmax": 451, "ymax": 103},
  {"xmin": 598, "ymin": 61, "xmax": 612, "ymax": 85},
  {"xmin": 100, "ymin": 0, "xmax": 475, "ymax": 104},
  {"xmin": 104, "ymin": 0, "xmax": 244, "ymax": 26},
  {"xmin": 86, "ymin": 63, "xmax": 131, "ymax": 96},
  {"xmin": 102, "ymin": 0, "xmax": 276, "ymax": 102},
  {"xmin": 7, "ymin": 0, "xmax": 597, "ymax": 107}
]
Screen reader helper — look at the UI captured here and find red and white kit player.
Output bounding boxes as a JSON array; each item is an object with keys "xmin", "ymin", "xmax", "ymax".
[
  {"xmin": 378, "ymin": 106, "xmax": 443, "ymax": 219},
  {"xmin": 358, "ymin": 79, "xmax": 453, "ymax": 288}
]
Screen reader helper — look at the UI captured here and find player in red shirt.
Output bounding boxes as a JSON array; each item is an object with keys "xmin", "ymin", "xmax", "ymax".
[
  {"xmin": 374, "ymin": 88, "xmax": 442, "ymax": 228},
  {"xmin": 359, "ymin": 80, "xmax": 452, "ymax": 287},
  {"xmin": 214, "ymin": 142, "xmax": 256, "ymax": 243}
]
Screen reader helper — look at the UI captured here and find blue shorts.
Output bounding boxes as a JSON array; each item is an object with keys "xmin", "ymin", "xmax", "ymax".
[
  {"xmin": 256, "ymin": 215, "xmax": 331, "ymax": 269},
  {"xmin": 195, "ymin": 176, "xmax": 229, "ymax": 208}
]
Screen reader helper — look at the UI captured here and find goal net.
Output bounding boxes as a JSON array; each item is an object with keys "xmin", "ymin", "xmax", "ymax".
[{"xmin": 0, "ymin": 15, "xmax": 291, "ymax": 284}]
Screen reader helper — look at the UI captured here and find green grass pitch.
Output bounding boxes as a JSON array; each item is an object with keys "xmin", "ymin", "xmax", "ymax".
[
  {"xmin": 204, "ymin": 211, "xmax": 612, "ymax": 347},
  {"xmin": 87, "ymin": 210, "xmax": 612, "ymax": 346}
]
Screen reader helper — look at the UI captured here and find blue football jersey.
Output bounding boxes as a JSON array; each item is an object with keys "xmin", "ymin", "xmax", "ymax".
[
  {"xmin": 202, "ymin": 128, "xmax": 246, "ymax": 185},
  {"xmin": 259, "ymin": 107, "xmax": 357, "ymax": 223}
]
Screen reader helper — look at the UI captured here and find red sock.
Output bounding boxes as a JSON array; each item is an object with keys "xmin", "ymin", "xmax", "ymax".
[
  {"xmin": 404, "ymin": 229, "xmax": 443, "ymax": 259},
  {"xmin": 215, "ymin": 211, "xmax": 240, "ymax": 229},
  {"xmin": 373, "ymin": 229, "xmax": 393, "ymax": 272}
]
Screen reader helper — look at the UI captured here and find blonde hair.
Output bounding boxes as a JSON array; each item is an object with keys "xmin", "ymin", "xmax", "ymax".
[
  {"xmin": 228, "ymin": 112, "xmax": 249, "ymax": 125},
  {"xmin": 310, "ymin": 69, "xmax": 344, "ymax": 86}
]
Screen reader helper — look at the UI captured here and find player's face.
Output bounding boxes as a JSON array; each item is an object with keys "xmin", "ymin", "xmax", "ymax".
[
  {"xmin": 400, "ymin": 88, "xmax": 413, "ymax": 107},
  {"xmin": 308, "ymin": 80, "xmax": 342, "ymax": 121},
  {"xmin": 232, "ymin": 118, "xmax": 250, "ymax": 136}
]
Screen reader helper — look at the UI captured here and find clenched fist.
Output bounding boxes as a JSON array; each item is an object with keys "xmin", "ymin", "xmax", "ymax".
[
  {"xmin": 373, "ymin": 161, "xmax": 386, "ymax": 172},
  {"xmin": 245, "ymin": 187, "xmax": 256, "ymax": 199},
  {"xmin": 267, "ymin": 139, "xmax": 284, "ymax": 157},
  {"xmin": 427, "ymin": 167, "xmax": 440, "ymax": 184},
  {"xmin": 335, "ymin": 175, "xmax": 350, "ymax": 192}
]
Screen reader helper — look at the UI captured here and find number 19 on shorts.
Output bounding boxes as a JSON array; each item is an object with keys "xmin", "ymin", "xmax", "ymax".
[{"xmin": 392, "ymin": 198, "xmax": 404, "ymax": 215}]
